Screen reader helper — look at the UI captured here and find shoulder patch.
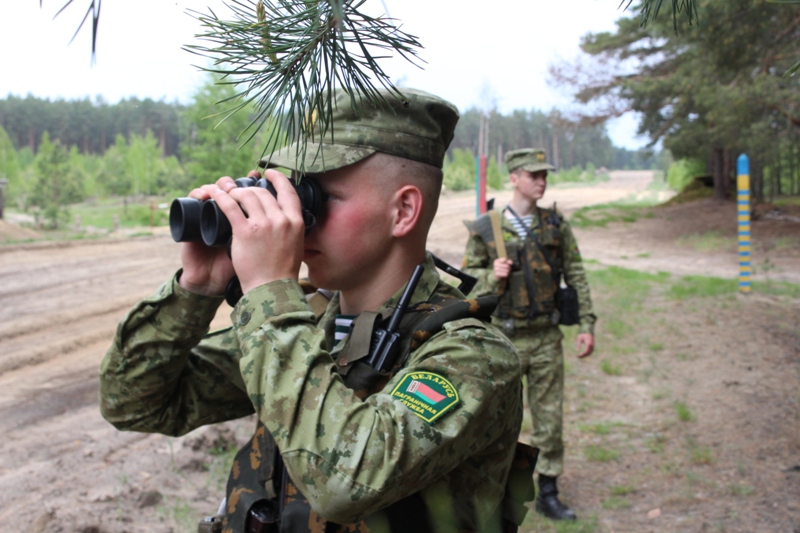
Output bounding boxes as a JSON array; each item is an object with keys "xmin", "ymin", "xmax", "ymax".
[{"xmin": 390, "ymin": 372, "xmax": 460, "ymax": 424}]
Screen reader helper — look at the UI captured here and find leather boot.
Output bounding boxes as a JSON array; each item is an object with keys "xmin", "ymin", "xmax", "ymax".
[{"xmin": 535, "ymin": 474, "xmax": 577, "ymax": 521}]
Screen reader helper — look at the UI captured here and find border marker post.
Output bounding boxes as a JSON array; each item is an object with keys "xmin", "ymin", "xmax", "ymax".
[{"xmin": 737, "ymin": 154, "xmax": 751, "ymax": 294}]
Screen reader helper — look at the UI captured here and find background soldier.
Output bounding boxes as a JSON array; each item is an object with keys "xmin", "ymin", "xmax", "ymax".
[
  {"xmin": 462, "ymin": 148, "xmax": 597, "ymax": 521},
  {"xmin": 99, "ymin": 88, "xmax": 529, "ymax": 533}
]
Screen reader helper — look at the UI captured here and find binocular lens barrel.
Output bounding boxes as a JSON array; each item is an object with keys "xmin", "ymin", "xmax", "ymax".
[
  {"xmin": 200, "ymin": 200, "xmax": 232, "ymax": 247},
  {"xmin": 168, "ymin": 176, "xmax": 323, "ymax": 247},
  {"xmin": 169, "ymin": 198, "xmax": 203, "ymax": 243}
]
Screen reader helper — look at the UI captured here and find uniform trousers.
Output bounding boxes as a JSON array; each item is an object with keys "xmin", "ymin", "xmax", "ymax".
[{"xmin": 510, "ymin": 324, "xmax": 565, "ymax": 478}]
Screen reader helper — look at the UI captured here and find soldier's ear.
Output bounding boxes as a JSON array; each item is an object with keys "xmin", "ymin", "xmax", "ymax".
[{"xmin": 390, "ymin": 184, "xmax": 423, "ymax": 238}]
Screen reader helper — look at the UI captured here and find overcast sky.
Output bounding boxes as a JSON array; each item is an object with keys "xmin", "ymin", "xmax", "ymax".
[{"xmin": 0, "ymin": 0, "xmax": 647, "ymax": 149}]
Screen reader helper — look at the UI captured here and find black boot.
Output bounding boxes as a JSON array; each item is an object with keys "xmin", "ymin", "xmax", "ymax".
[{"xmin": 535, "ymin": 474, "xmax": 577, "ymax": 521}]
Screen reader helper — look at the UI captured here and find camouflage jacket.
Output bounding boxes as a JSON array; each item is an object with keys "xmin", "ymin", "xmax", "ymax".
[
  {"xmin": 99, "ymin": 253, "xmax": 523, "ymax": 531},
  {"xmin": 462, "ymin": 207, "xmax": 596, "ymax": 335}
]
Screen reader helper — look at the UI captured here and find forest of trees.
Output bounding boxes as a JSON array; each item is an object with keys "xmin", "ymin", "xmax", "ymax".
[
  {"xmin": 0, "ymin": 76, "xmax": 655, "ymax": 227},
  {"xmin": 552, "ymin": 0, "xmax": 800, "ymax": 201}
]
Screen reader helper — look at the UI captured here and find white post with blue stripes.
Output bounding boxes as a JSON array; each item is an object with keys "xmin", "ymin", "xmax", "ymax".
[{"xmin": 737, "ymin": 154, "xmax": 751, "ymax": 293}]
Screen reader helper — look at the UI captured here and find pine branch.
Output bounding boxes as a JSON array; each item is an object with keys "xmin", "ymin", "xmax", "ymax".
[
  {"xmin": 620, "ymin": 0, "xmax": 699, "ymax": 33},
  {"xmin": 184, "ymin": 0, "xmax": 424, "ymax": 172}
]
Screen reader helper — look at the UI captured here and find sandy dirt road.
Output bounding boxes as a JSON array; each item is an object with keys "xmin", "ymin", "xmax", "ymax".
[{"xmin": 1, "ymin": 171, "xmax": 798, "ymax": 533}]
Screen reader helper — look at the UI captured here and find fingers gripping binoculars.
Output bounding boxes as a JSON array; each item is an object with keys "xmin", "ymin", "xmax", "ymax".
[
  {"xmin": 169, "ymin": 176, "xmax": 324, "ymax": 246},
  {"xmin": 169, "ymin": 176, "xmax": 324, "ymax": 307}
]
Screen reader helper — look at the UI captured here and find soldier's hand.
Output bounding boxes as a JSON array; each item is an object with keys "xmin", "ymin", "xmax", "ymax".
[
  {"xmin": 177, "ymin": 170, "xmax": 263, "ymax": 297},
  {"xmin": 576, "ymin": 333, "xmax": 594, "ymax": 358},
  {"xmin": 214, "ymin": 169, "xmax": 306, "ymax": 294},
  {"xmin": 178, "ymin": 177, "xmax": 242, "ymax": 296},
  {"xmin": 493, "ymin": 258, "xmax": 513, "ymax": 280}
]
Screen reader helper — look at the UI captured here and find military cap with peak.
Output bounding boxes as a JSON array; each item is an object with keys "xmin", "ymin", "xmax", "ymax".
[
  {"xmin": 505, "ymin": 148, "xmax": 556, "ymax": 173},
  {"xmin": 261, "ymin": 88, "xmax": 460, "ymax": 173}
]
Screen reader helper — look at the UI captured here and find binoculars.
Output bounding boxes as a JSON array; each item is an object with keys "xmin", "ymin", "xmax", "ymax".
[{"xmin": 169, "ymin": 176, "xmax": 324, "ymax": 246}]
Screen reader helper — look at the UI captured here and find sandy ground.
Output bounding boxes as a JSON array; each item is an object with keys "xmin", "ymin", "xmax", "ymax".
[{"xmin": 1, "ymin": 171, "xmax": 798, "ymax": 532}]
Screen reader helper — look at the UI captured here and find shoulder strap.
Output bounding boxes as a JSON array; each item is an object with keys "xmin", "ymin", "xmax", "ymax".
[
  {"xmin": 488, "ymin": 210, "xmax": 508, "ymax": 260},
  {"xmin": 506, "ymin": 206, "xmax": 562, "ymax": 285}
]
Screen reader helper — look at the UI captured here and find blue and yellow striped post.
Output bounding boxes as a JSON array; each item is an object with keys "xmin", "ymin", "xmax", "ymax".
[{"xmin": 737, "ymin": 154, "xmax": 751, "ymax": 293}]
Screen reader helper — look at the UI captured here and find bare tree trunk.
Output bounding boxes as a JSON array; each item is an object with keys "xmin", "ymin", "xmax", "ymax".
[
  {"xmin": 721, "ymin": 148, "xmax": 731, "ymax": 199},
  {"xmin": 552, "ymin": 132, "xmax": 560, "ymax": 171},
  {"xmin": 752, "ymin": 154, "xmax": 763, "ymax": 202},
  {"xmin": 712, "ymin": 147, "xmax": 726, "ymax": 200}
]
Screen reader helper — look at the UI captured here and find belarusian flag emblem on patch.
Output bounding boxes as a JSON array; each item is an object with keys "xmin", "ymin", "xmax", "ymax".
[{"xmin": 390, "ymin": 372, "xmax": 460, "ymax": 423}]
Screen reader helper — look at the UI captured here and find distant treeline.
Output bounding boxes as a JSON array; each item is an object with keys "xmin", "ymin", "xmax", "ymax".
[
  {"xmin": 0, "ymin": 94, "xmax": 654, "ymax": 170},
  {"xmin": 0, "ymin": 95, "xmax": 184, "ymax": 157},
  {"xmin": 453, "ymin": 108, "xmax": 655, "ymax": 171}
]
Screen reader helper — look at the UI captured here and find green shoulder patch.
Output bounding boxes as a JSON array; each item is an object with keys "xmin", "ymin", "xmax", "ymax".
[{"xmin": 390, "ymin": 372, "xmax": 460, "ymax": 424}]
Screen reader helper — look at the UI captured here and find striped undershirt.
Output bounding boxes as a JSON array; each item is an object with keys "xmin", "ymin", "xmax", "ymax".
[
  {"xmin": 334, "ymin": 315, "xmax": 357, "ymax": 347},
  {"xmin": 504, "ymin": 208, "xmax": 534, "ymax": 238}
]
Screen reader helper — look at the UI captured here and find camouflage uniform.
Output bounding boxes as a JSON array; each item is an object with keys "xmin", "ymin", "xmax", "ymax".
[
  {"xmin": 462, "ymin": 176, "xmax": 596, "ymax": 479},
  {"xmin": 99, "ymin": 89, "xmax": 527, "ymax": 533}
]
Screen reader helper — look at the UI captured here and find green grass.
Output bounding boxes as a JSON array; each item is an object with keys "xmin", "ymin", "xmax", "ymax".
[
  {"xmin": 675, "ymin": 402, "xmax": 696, "ymax": 422},
  {"xmin": 691, "ymin": 445, "xmax": 715, "ymax": 465},
  {"xmin": 585, "ymin": 445, "xmax": 620, "ymax": 462},
  {"xmin": 727, "ymin": 483, "xmax": 755, "ymax": 496},
  {"xmin": 571, "ymin": 204, "xmax": 657, "ymax": 229},
  {"xmin": 578, "ymin": 421, "xmax": 624, "ymax": 435},
  {"xmin": 773, "ymin": 236, "xmax": 798, "ymax": 250},
  {"xmin": 601, "ymin": 496, "xmax": 631, "ymax": 509},
  {"xmin": 646, "ymin": 435, "xmax": 667, "ymax": 453},
  {"xmin": 610, "ymin": 484, "xmax": 637, "ymax": 496},
  {"xmin": 522, "ymin": 513, "xmax": 600, "ymax": 533},
  {"xmin": 669, "ymin": 274, "xmax": 800, "ymax": 300},
  {"xmin": 71, "ymin": 197, "xmax": 172, "ymax": 229},
  {"xmin": 600, "ymin": 359, "xmax": 622, "ymax": 376},
  {"xmin": 677, "ymin": 230, "xmax": 734, "ymax": 252},
  {"xmin": 669, "ymin": 276, "xmax": 737, "ymax": 299}
]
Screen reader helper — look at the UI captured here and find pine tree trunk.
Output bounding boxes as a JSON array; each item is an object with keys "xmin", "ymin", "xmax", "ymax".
[{"xmin": 712, "ymin": 147, "xmax": 727, "ymax": 200}]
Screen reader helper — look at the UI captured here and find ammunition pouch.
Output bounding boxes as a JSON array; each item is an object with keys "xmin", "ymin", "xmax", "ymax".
[{"xmin": 557, "ymin": 286, "xmax": 579, "ymax": 326}]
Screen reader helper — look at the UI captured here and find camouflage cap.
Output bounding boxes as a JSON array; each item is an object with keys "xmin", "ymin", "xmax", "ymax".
[
  {"xmin": 261, "ymin": 88, "xmax": 459, "ymax": 173},
  {"xmin": 505, "ymin": 148, "xmax": 556, "ymax": 173}
]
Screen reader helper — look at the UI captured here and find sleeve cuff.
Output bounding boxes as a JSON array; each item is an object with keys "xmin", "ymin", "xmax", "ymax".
[
  {"xmin": 231, "ymin": 278, "xmax": 314, "ymax": 337},
  {"xmin": 150, "ymin": 271, "xmax": 226, "ymax": 334}
]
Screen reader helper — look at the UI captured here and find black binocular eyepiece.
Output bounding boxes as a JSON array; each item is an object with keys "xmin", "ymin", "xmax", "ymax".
[{"xmin": 169, "ymin": 176, "xmax": 324, "ymax": 247}]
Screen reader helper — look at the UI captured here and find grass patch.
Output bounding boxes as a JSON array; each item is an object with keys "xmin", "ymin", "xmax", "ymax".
[
  {"xmin": 674, "ymin": 401, "xmax": 696, "ymax": 422},
  {"xmin": 523, "ymin": 512, "xmax": 600, "ymax": 532},
  {"xmin": 669, "ymin": 274, "xmax": 800, "ymax": 300},
  {"xmin": 669, "ymin": 276, "xmax": 737, "ymax": 299},
  {"xmin": 610, "ymin": 484, "xmax": 637, "ymax": 496},
  {"xmin": 646, "ymin": 435, "xmax": 667, "ymax": 453},
  {"xmin": 691, "ymin": 445, "xmax": 715, "ymax": 465},
  {"xmin": 578, "ymin": 421, "xmax": 624, "ymax": 435},
  {"xmin": 585, "ymin": 445, "xmax": 620, "ymax": 462},
  {"xmin": 571, "ymin": 204, "xmax": 656, "ymax": 229},
  {"xmin": 677, "ymin": 230, "xmax": 734, "ymax": 252},
  {"xmin": 600, "ymin": 359, "xmax": 622, "ymax": 376},
  {"xmin": 601, "ymin": 496, "xmax": 631, "ymax": 509},
  {"xmin": 158, "ymin": 496, "xmax": 196, "ymax": 533},
  {"xmin": 727, "ymin": 483, "xmax": 755, "ymax": 496},
  {"xmin": 68, "ymin": 196, "xmax": 172, "ymax": 230},
  {"xmin": 773, "ymin": 236, "xmax": 797, "ymax": 250},
  {"xmin": 207, "ymin": 446, "xmax": 239, "ymax": 491}
]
